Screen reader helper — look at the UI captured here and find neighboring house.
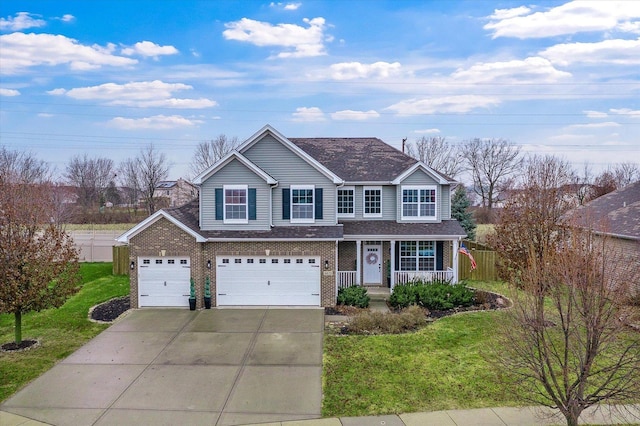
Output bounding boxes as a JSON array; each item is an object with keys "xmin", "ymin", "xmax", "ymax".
[
  {"xmin": 153, "ymin": 178, "xmax": 199, "ymax": 208},
  {"xmin": 563, "ymin": 180, "xmax": 640, "ymax": 295},
  {"xmin": 117, "ymin": 125, "xmax": 467, "ymax": 308}
]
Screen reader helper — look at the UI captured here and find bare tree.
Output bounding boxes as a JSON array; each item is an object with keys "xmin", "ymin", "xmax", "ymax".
[
  {"xmin": 460, "ymin": 137, "xmax": 522, "ymax": 209},
  {"xmin": 118, "ymin": 157, "xmax": 142, "ymax": 214},
  {"xmin": 405, "ymin": 136, "xmax": 463, "ymax": 178},
  {"xmin": 489, "ymin": 155, "xmax": 576, "ymax": 283},
  {"xmin": 136, "ymin": 144, "xmax": 169, "ymax": 215},
  {"xmin": 190, "ymin": 134, "xmax": 239, "ymax": 177},
  {"xmin": 611, "ymin": 162, "xmax": 639, "ymax": 188},
  {"xmin": 0, "ymin": 148, "xmax": 80, "ymax": 347},
  {"xmin": 65, "ymin": 154, "xmax": 115, "ymax": 208},
  {"xmin": 496, "ymin": 226, "xmax": 640, "ymax": 426}
]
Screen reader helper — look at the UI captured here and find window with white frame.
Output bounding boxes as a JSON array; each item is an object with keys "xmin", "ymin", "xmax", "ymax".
[
  {"xmin": 337, "ymin": 187, "xmax": 354, "ymax": 217},
  {"xmin": 363, "ymin": 187, "xmax": 382, "ymax": 217},
  {"xmin": 224, "ymin": 185, "xmax": 248, "ymax": 223},
  {"xmin": 399, "ymin": 241, "xmax": 435, "ymax": 271},
  {"xmin": 291, "ymin": 185, "xmax": 314, "ymax": 222},
  {"xmin": 402, "ymin": 186, "xmax": 436, "ymax": 219}
]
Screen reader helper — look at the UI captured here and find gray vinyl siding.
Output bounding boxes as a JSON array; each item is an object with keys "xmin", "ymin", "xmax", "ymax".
[
  {"xmin": 343, "ymin": 185, "xmax": 396, "ymax": 221},
  {"xmin": 242, "ymin": 134, "xmax": 336, "ymax": 225},
  {"xmin": 441, "ymin": 185, "xmax": 451, "ymax": 220},
  {"xmin": 200, "ymin": 159, "xmax": 271, "ymax": 231}
]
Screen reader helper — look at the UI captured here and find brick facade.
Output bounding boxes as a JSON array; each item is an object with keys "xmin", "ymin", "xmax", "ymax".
[{"xmin": 129, "ymin": 218, "xmax": 337, "ymax": 308}]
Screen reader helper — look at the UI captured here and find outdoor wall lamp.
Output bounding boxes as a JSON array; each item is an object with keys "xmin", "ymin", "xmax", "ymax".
[
  {"xmin": 130, "ymin": 260, "xmax": 135, "ymax": 270},
  {"xmin": 324, "ymin": 260, "xmax": 329, "ymax": 270},
  {"xmin": 207, "ymin": 259, "xmax": 211, "ymax": 269},
  {"xmin": 265, "ymin": 249, "xmax": 270, "ymax": 256}
]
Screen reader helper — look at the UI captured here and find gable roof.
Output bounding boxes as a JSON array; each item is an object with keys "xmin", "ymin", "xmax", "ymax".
[
  {"xmin": 289, "ymin": 137, "xmax": 454, "ymax": 184},
  {"xmin": 564, "ymin": 180, "xmax": 640, "ymax": 240},
  {"xmin": 192, "ymin": 151, "xmax": 277, "ymax": 185},
  {"xmin": 116, "ymin": 208, "xmax": 207, "ymax": 243},
  {"xmin": 238, "ymin": 124, "xmax": 343, "ymax": 184},
  {"xmin": 289, "ymin": 137, "xmax": 415, "ymax": 182}
]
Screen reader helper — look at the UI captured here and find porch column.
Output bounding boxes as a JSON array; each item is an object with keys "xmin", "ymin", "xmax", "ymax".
[
  {"xmin": 390, "ymin": 239, "xmax": 396, "ymax": 291},
  {"xmin": 452, "ymin": 239, "xmax": 459, "ymax": 283},
  {"xmin": 356, "ymin": 240, "xmax": 362, "ymax": 286}
]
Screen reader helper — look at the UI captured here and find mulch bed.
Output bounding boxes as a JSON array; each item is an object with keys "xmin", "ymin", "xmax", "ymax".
[
  {"xmin": 1, "ymin": 339, "xmax": 40, "ymax": 352},
  {"xmin": 90, "ymin": 296, "xmax": 130, "ymax": 322}
]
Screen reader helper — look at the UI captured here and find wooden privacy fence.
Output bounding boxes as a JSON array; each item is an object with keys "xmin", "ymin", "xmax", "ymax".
[
  {"xmin": 459, "ymin": 240, "xmax": 497, "ymax": 281},
  {"xmin": 112, "ymin": 245, "xmax": 130, "ymax": 275}
]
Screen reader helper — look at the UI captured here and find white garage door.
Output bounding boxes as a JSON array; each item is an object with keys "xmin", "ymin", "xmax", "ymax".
[
  {"xmin": 216, "ymin": 255, "xmax": 321, "ymax": 306},
  {"xmin": 138, "ymin": 257, "xmax": 191, "ymax": 307}
]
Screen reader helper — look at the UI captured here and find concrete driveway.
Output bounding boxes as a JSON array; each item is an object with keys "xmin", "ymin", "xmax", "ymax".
[{"xmin": 1, "ymin": 308, "xmax": 324, "ymax": 426}]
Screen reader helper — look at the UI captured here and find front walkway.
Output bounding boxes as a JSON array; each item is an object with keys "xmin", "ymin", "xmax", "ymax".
[{"xmin": 1, "ymin": 308, "xmax": 324, "ymax": 426}]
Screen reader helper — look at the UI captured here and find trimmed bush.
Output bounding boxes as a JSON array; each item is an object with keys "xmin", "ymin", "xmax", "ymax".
[
  {"xmin": 337, "ymin": 285, "xmax": 370, "ymax": 308},
  {"xmin": 389, "ymin": 279, "xmax": 475, "ymax": 310}
]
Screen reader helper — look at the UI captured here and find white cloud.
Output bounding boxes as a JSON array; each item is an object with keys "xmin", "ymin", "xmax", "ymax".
[
  {"xmin": 385, "ymin": 95, "xmax": 500, "ymax": 115},
  {"xmin": 223, "ymin": 17, "xmax": 328, "ymax": 58},
  {"xmin": 414, "ymin": 128, "xmax": 441, "ymax": 134},
  {"xmin": 269, "ymin": 2, "xmax": 302, "ymax": 11},
  {"xmin": 37, "ymin": 113, "xmax": 54, "ymax": 118},
  {"xmin": 58, "ymin": 14, "xmax": 75, "ymax": 23},
  {"xmin": 108, "ymin": 115, "xmax": 203, "ymax": 130},
  {"xmin": 292, "ymin": 106, "xmax": 326, "ymax": 121},
  {"xmin": 329, "ymin": 61, "xmax": 401, "ymax": 80},
  {"xmin": 121, "ymin": 41, "xmax": 179, "ymax": 58},
  {"xmin": 451, "ymin": 57, "xmax": 571, "ymax": 83},
  {"xmin": 0, "ymin": 88, "xmax": 20, "ymax": 96},
  {"xmin": 0, "ymin": 32, "xmax": 137, "ymax": 75},
  {"xmin": 539, "ymin": 38, "xmax": 640, "ymax": 66},
  {"xmin": 568, "ymin": 121, "xmax": 621, "ymax": 129},
  {"xmin": 48, "ymin": 80, "xmax": 216, "ymax": 109},
  {"xmin": 610, "ymin": 108, "xmax": 640, "ymax": 117},
  {"xmin": 488, "ymin": 6, "xmax": 531, "ymax": 20},
  {"xmin": 484, "ymin": 1, "xmax": 640, "ymax": 39},
  {"xmin": 330, "ymin": 110, "xmax": 379, "ymax": 121},
  {"xmin": 584, "ymin": 110, "xmax": 608, "ymax": 118},
  {"xmin": 0, "ymin": 12, "xmax": 46, "ymax": 31}
]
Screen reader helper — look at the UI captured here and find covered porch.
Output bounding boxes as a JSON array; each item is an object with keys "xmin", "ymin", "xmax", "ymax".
[
  {"xmin": 336, "ymin": 238, "xmax": 460, "ymax": 291},
  {"xmin": 335, "ymin": 221, "xmax": 467, "ymax": 292}
]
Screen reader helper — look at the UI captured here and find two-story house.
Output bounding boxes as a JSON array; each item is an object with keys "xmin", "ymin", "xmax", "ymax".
[{"xmin": 117, "ymin": 125, "xmax": 467, "ymax": 308}]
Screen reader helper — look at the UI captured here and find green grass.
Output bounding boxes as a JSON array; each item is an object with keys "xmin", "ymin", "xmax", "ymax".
[
  {"xmin": 0, "ymin": 263, "xmax": 128, "ymax": 402},
  {"xmin": 323, "ymin": 281, "xmax": 521, "ymax": 417}
]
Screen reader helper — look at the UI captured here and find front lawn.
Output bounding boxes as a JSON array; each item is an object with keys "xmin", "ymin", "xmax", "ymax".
[
  {"xmin": 0, "ymin": 263, "xmax": 128, "ymax": 402},
  {"xmin": 323, "ymin": 281, "xmax": 520, "ymax": 416}
]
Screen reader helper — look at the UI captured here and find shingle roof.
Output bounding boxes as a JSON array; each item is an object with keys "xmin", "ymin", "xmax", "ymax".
[
  {"xmin": 342, "ymin": 220, "xmax": 467, "ymax": 238},
  {"xmin": 165, "ymin": 200, "xmax": 343, "ymax": 240},
  {"xmin": 564, "ymin": 181, "xmax": 640, "ymax": 240},
  {"xmin": 288, "ymin": 137, "xmax": 420, "ymax": 182}
]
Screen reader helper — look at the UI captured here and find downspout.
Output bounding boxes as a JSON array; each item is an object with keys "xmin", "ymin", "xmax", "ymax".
[{"xmin": 270, "ymin": 182, "xmax": 279, "ymax": 228}]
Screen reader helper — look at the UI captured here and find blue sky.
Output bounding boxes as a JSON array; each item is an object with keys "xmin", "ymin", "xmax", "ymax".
[{"xmin": 1, "ymin": 0, "xmax": 639, "ymax": 180}]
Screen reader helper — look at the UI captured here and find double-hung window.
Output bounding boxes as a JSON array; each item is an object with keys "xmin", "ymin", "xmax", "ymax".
[
  {"xmin": 399, "ymin": 241, "xmax": 435, "ymax": 271},
  {"xmin": 291, "ymin": 185, "xmax": 314, "ymax": 223},
  {"xmin": 337, "ymin": 187, "xmax": 354, "ymax": 217},
  {"xmin": 224, "ymin": 185, "xmax": 248, "ymax": 223},
  {"xmin": 363, "ymin": 186, "xmax": 382, "ymax": 217},
  {"xmin": 402, "ymin": 186, "xmax": 437, "ymax": 220}
]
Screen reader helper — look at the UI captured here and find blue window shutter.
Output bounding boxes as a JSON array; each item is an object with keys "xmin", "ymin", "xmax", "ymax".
[
  {"xmin": 315, "ymin": 188, "xmax": 323, "ymax": 219},
  {"xmin": 436, "ymin": 241, "xmax": 444, "ymax": 271},
  {"xmin": 248, "ymin": 188, "xmax": 257, "ymax": 220},
  {"xmin": 215, "ymin": 188, "xmax": 223, "ymax": 220},
  {"xmin": 282, "ymin": 188, "xmax": 290, "ymax": 220}
]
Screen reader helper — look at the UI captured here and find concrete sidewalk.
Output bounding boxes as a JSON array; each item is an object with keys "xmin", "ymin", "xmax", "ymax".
[{"xmin": 3, "ymin": 404, "xmax": 640, "ymax": 425}]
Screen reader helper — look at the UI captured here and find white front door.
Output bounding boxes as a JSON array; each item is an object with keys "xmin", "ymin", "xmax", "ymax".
[{"xmin": 363, "ymin": 245, "xmax": 382, "ymax": 285}]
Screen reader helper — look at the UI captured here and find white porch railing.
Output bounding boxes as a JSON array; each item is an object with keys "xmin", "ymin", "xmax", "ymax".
[
  {"xmin": 337, "ymin": 271, "xmax": 357, "ymax": 289},
  {"xmin": 394, "ymin": 268, "xmax": 455, "ymax": 285}
]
